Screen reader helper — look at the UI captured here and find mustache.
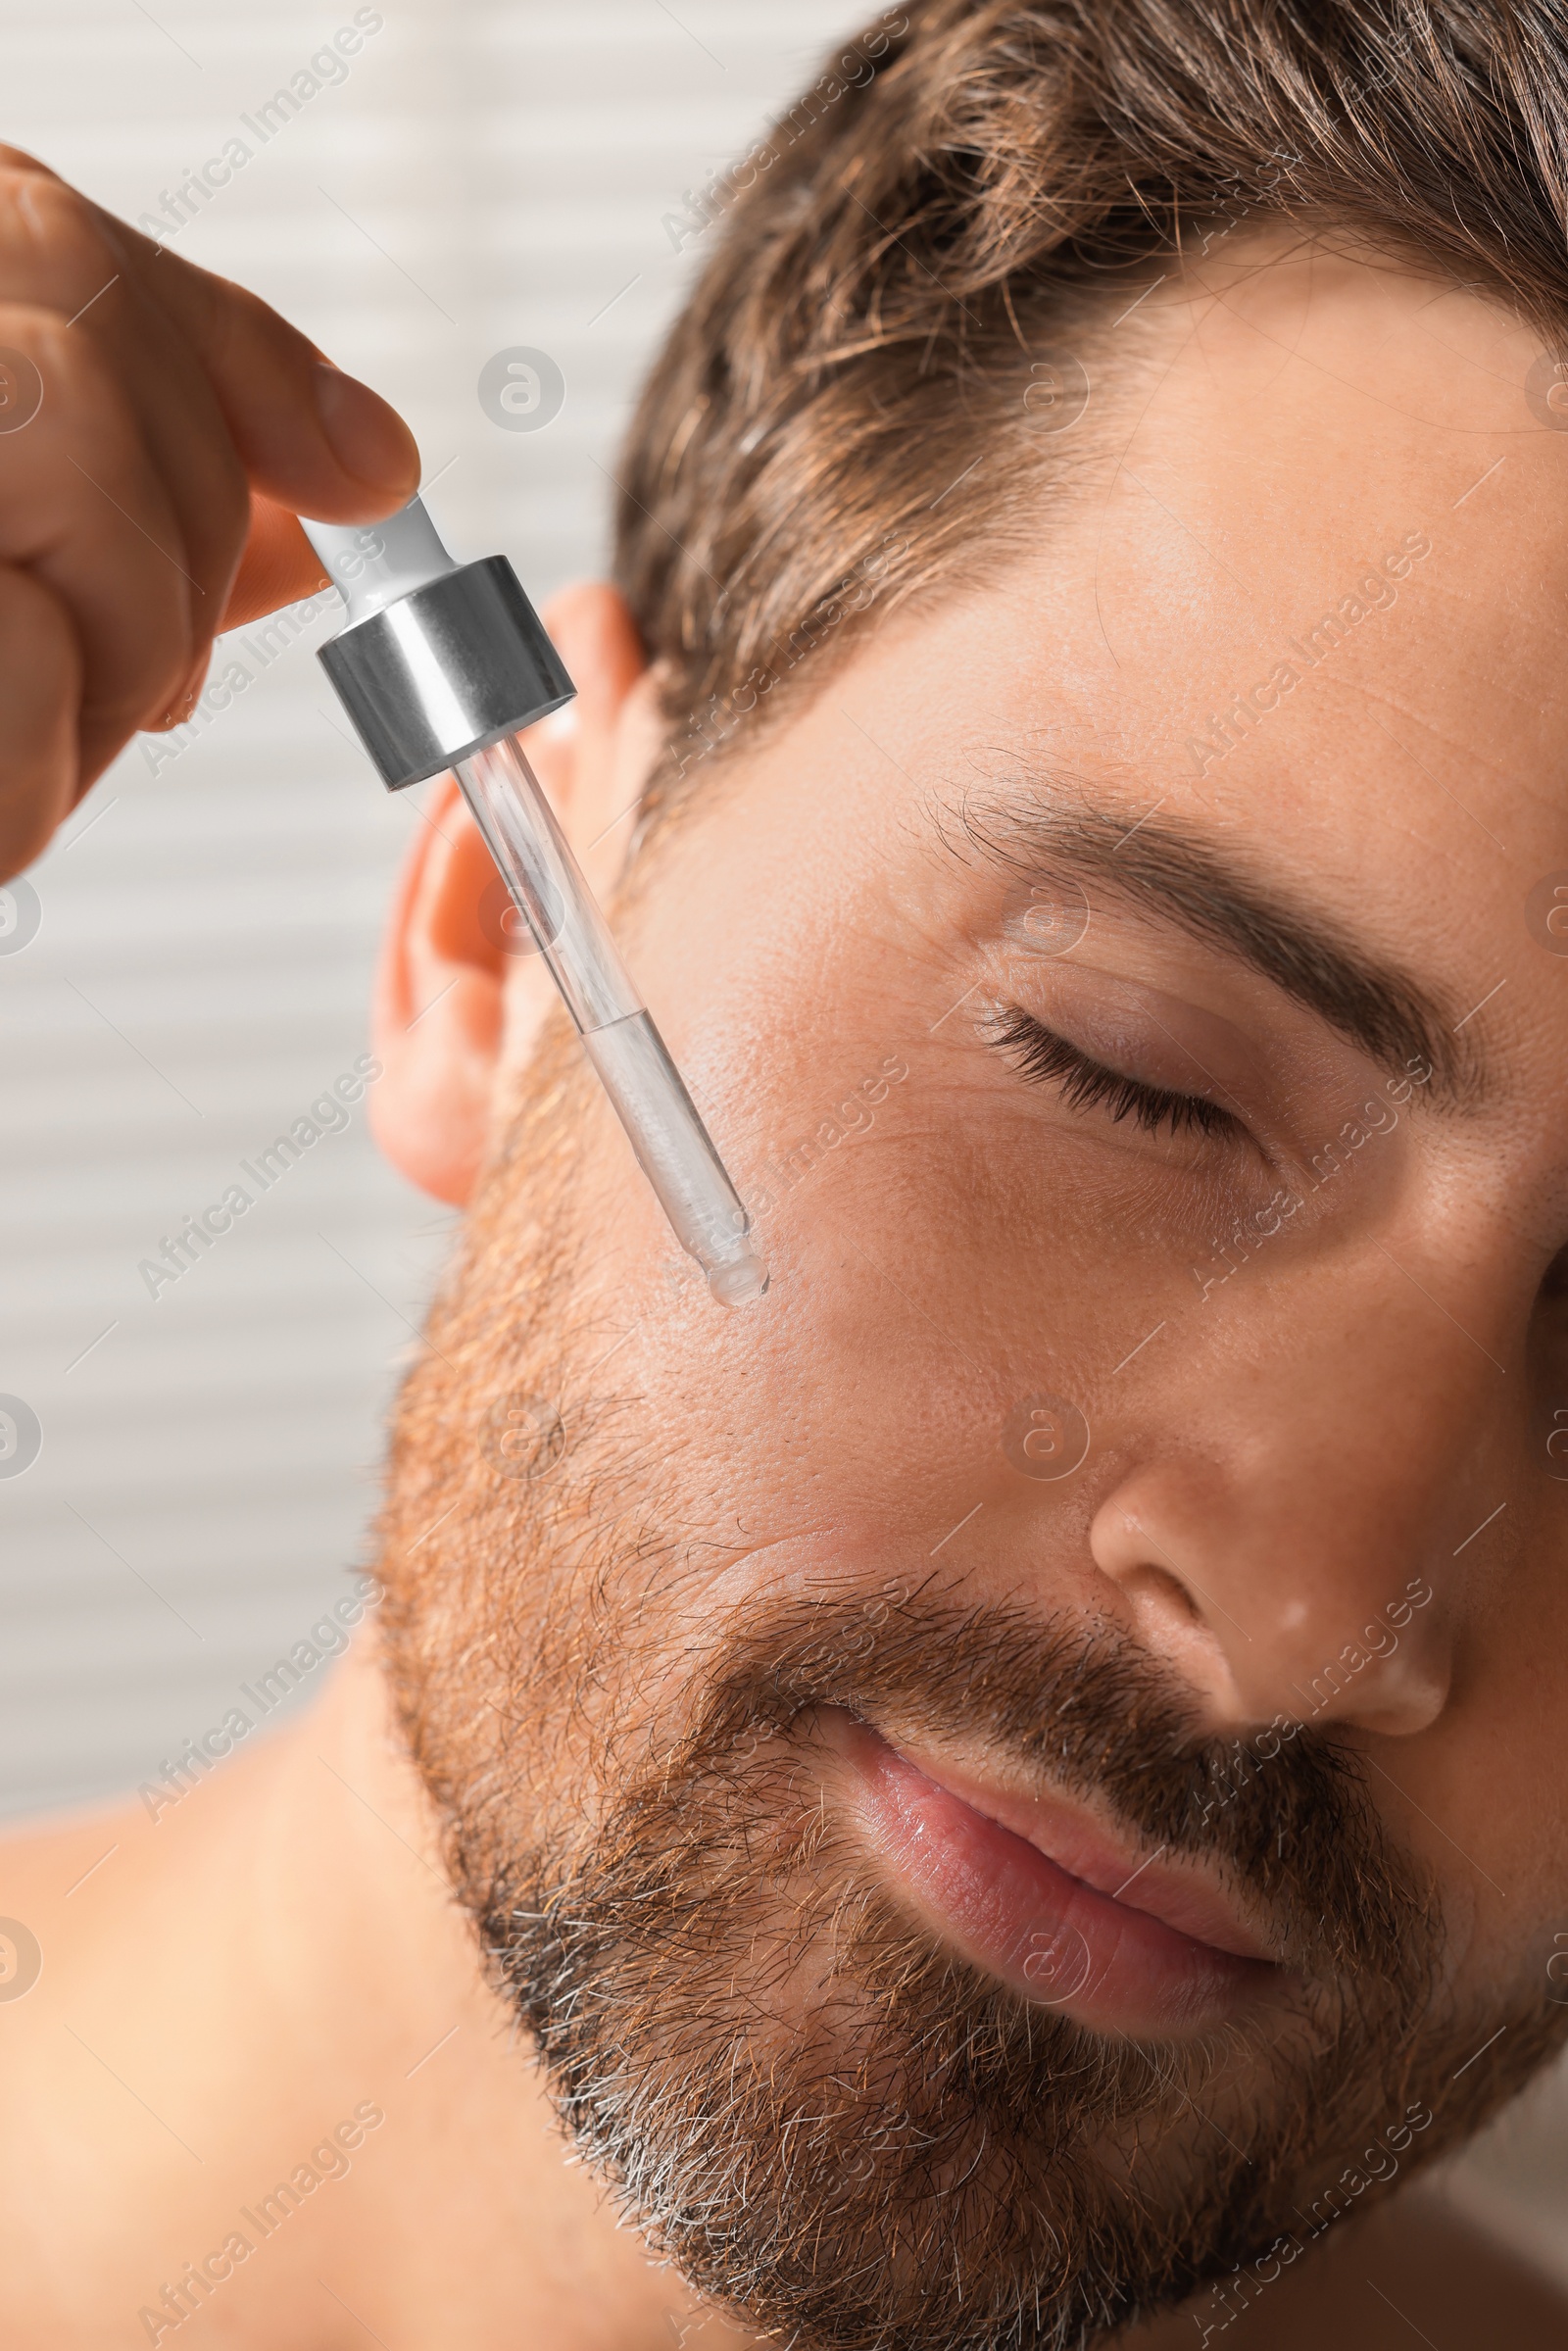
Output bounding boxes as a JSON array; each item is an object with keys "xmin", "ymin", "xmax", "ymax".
[{"xmin": 661, "ymin": 1590, "xmax": 1434, "ymax": 1981}]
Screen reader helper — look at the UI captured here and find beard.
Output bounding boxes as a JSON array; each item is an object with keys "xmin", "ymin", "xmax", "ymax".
[{"xmin": 377, "ymin": 1023, "xmax": 1566, "ymax": 2351}]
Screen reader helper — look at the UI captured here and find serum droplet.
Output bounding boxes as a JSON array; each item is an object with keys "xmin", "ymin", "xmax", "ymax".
[{"xmin": 709, "ymin": 1252, "xmax": 770, "ymax": 1308}]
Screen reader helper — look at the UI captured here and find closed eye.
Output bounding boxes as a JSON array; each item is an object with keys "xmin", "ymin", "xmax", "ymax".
[{"xmin": 983, "ymin": 1004, "xmax": 1247, "ymax": 1143}]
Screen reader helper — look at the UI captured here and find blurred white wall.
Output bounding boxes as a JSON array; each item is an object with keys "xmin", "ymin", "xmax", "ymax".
[
  {"xmin": 0, "ymin": 0, "xmax": 1564, "ymax": 2297},
  {"xmin": 0, "ymin": 0, "xmax": 867, "ymax": 1815}
]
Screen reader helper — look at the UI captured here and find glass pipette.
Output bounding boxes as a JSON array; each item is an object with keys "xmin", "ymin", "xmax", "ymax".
[{"xmin": 299, "ymin": 496, "xmax": 767, "ymax": 1307}]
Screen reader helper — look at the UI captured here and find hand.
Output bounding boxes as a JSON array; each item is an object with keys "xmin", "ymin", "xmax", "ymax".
[{"xmin": 0, "ymin": 144, "xmax": 420, "ymax": 881}]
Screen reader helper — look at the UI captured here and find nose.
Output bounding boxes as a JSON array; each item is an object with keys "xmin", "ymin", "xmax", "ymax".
[{"xmin": 1085, "ymin": 1247, "xmax": 1509, "ymax": 1739}]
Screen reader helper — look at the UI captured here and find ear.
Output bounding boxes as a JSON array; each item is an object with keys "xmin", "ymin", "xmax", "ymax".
[{"xmin": 368, "ymin": 581, "xmax": 662, "ymax": 1205}]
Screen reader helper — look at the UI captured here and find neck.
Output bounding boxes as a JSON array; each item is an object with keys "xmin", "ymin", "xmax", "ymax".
[{"xmin": 0, "ymin": 1637, "xmax": 749, "ymax": 2351}]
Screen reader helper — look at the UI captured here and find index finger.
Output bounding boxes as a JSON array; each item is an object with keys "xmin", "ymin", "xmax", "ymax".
[{"xmin": 97, "ymin": 196, "xmax": 420, "ymax": 524}]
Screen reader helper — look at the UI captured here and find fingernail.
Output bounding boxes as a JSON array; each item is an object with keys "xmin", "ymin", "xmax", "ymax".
[{"xmin": 314, "ymin": 360, "xmax": 418, "ymax": 490}]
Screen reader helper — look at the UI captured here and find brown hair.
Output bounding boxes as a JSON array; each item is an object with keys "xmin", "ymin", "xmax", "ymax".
[{"xmin": 612, "ymin": 0, "xmax": 1568, "ymax": 816}]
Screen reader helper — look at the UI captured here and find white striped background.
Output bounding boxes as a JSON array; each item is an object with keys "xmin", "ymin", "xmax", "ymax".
[
  {"xmin": 0, "ymin": 0, "xmax": 1561, "ymax": 2286},
  {"xmin": 0, "ymin": 0, "xmax": 866, "ymax": 1811}
]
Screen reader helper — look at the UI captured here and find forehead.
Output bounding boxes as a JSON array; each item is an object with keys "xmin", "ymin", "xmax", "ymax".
[
  {"xmin": 1067, "ymin": 240, "xmax": 1568, "ymax": 842},
  {"xmin": 696, "ymin": 243, "xmax": 1568, "ymax": 999}
]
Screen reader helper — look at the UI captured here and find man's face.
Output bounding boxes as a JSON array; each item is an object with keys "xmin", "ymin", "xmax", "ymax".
[{"xmin": 382, "ymin": 245, "xmax": 1568, "ymax": 2346}]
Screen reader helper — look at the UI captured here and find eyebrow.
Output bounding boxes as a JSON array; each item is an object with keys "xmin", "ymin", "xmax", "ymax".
[{"xmin": 956, "ymin": 796, "xmax": 1477, "ymax": 1108}]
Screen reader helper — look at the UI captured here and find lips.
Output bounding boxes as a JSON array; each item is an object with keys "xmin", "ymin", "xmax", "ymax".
[{"xmin": 832, "ymin": 1714, "xmax": 1281, "ymax": 2038}]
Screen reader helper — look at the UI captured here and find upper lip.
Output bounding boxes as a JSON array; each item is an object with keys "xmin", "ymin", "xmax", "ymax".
[{"xmin": 861, "ymin": 1722, "xmax": 1285, "ymax": 1967}]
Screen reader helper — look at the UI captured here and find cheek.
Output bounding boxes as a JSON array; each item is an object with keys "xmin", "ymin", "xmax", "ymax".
[{"xmin": 629, "ymin": 1103, "xmax": 1126, "ymax": 1623}]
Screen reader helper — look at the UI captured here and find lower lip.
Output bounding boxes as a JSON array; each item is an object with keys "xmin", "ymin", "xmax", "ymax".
[{"xmin": 839, "ymin": 1724, "xmax": 1275, "ymax": 2038}]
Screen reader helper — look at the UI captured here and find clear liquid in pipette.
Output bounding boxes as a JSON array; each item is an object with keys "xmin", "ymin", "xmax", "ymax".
[{"xmin": 453, "ymin": 735, "xmax": 768, "ymax": 1307}]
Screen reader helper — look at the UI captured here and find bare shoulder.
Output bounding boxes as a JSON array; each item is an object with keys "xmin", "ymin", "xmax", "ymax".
[{"xmin": 1119, "ymin": 2187, "xmax": 1568, "ymax": 2349}]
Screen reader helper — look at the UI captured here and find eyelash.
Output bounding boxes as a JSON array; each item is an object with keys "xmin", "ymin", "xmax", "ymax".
[{"xmin": 983, "ymin": 1004, "xmax": 1245, "ymax": 1143}]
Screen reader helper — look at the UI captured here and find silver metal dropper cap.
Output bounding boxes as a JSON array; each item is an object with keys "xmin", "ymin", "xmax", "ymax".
[{"xmin": 300, "ymin": 497, "xmax": 575, "ymax": 791}]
